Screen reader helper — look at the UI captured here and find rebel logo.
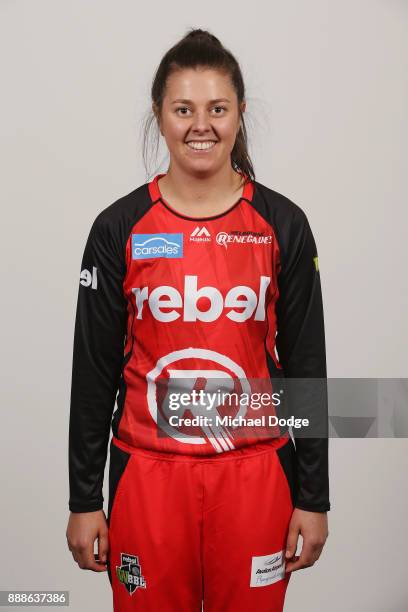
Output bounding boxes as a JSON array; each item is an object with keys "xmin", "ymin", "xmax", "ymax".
[
  {"xmin": 131, "ymin": 275, "xmax": 271, "ymax": 323},
  {"xmin": 80, "ymin": 267, "xmax": 97, "ymax": 289}
]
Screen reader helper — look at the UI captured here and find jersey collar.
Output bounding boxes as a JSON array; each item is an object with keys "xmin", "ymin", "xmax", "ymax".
[{"xmin": 148, "ymin": 172, "xmax": 255, "ymax": 207}]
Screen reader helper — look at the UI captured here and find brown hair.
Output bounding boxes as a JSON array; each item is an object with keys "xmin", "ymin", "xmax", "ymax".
[{"xmin": 142, "ymin": 28, "xmax": 255, "ymax": 184}]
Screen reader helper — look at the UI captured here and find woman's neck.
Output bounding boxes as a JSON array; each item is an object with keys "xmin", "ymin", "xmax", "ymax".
[{"xmin": 157, "ymin": 166, "xmax": 245, "ymax": 217}]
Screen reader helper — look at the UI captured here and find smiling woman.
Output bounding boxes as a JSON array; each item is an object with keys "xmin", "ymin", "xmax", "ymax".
[
  {"xmin": 153, "ymin": 68, "xmax": 246, "ymax": 215},
  {"xmin": 67, "ymin": 26, "xmax": 330, "ymax": 612},
  {"xmin": 142, "ymin": 30, "xmax": 254, "ymax": 217}
]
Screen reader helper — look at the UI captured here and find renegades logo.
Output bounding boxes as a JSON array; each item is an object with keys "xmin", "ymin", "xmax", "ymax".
[
  {"xmin": 116, "ymin": 553, "xmax": 147, "ymax": 595},
  {"xmin": 131, "ymin": 275, "xmax": 271, "ymax": 323},
  {"xmin": 216, "ymin": 230, "xmax": 273, "ymax": 249}
]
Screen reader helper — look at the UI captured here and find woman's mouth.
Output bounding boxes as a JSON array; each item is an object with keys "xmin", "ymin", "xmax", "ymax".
[{"xmin": 185, "ymin": 140, "xmax": 217, "ymax": 151}]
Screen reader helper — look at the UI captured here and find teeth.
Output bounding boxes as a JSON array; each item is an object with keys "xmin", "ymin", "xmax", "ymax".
[{"xmin": 186, "ymin": 141, "xmax": 216, "ymax": 150}]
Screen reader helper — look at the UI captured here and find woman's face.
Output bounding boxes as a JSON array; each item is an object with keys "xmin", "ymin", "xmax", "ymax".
[{"xmin": 155, "ymin": 67, "xmax": 245, "ymax": 176}]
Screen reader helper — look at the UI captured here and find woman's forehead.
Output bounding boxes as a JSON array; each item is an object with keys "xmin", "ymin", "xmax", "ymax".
[{"xmin": 164, "ymin": 68, "xmax": 235, "ymax": 101}]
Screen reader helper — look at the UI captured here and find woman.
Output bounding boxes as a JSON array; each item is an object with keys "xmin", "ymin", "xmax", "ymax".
[{"xmin": 66, "ymin": 28, "xmax": 330, "ymax": 612}]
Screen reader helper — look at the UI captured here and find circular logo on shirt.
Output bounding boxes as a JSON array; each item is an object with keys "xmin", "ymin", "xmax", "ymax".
[{"xmin": 146, "ymin": 348, "xmax": 251, "ymax": 452}]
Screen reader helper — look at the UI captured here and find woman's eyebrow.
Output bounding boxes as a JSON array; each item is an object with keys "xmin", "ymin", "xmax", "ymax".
[{"xmin": 171, "ymin": 98, "xmax": 231, "ymax": 104}]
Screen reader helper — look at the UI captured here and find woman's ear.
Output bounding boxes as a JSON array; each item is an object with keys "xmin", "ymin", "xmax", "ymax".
[
  {"xmin": 237, "ymin": 101, "xmax": 246, "ymax": 134},
  {"xmin": 152, "ymin": 103, "xmax": 163, "ymax": 135},
  {"xmin": 236, "ymin": 109, "xmax": 244, "ymax": 136}
]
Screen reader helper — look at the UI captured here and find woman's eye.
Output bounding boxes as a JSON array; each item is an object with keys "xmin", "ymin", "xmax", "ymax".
[
  {"xmin": 175, "ymin": 106, "xmax": 226, "ymax": 116},
  {"xmin": 176, "ymin": 107, "xmax": 190, "ymax": 115}
]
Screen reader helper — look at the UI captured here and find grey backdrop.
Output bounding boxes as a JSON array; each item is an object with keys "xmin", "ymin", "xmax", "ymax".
[{"xmin": 1, "ymin": 1, "xmax": 407, "ymax": 610}]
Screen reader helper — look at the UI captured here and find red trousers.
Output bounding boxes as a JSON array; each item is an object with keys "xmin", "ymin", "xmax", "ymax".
[{"xmin": 107, "ymin": 435, "xmax": 296, "ymax": 611}]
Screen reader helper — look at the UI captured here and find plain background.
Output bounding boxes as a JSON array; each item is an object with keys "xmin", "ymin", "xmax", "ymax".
[{"xmin": 1, "ymin": 1, "xmax": 407, "ymax": 610}]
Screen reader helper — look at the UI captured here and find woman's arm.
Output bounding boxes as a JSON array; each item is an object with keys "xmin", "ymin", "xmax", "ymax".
[
  {"xmin": 273, "ymin": 203, "xmax": 330, "ymax": 572},
  {"xmin": 68, "ymin": 211, "xmax": 128, "ymax": 514},
  {"xmin": 275, "ymin": 206, "xmax": 330, "ymax": 514}
]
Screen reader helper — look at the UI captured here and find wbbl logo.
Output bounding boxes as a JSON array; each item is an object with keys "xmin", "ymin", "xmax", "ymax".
[
  {"xmin": 116, "ymin": 552, "xmax": 147, "ymax": 595},
  {"xmin": 132, "ymin": 233, "xmax": 183, "ymax": 259}
]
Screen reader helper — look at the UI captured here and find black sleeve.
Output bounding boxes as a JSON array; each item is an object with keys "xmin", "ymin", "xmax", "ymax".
[
  {"xmin": 275, "ymin": 207, "xmax": 330, "ymax": 513},
  {"xmin": 68, "ymin": 212, "xmax": 128, "ymax": 513}
]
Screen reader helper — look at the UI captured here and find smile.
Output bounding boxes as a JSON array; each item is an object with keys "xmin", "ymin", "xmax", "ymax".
[{"xmin": 186, "ymin": 141, "xmax": 217, "ymax": 151}]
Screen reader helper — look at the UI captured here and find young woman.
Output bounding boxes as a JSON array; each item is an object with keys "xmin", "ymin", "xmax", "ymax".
[{"xmin": 66, "ymin": 28, "xmax": 330, "ymax": 612}]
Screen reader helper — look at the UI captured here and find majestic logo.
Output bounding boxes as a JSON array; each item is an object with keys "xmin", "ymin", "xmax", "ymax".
[
  {"xmin": 313, "ymin": 256, "xmax": 319, "ymax": 271},
  {"xmin": 190, "ymin": 226, "xmax": 211, "ymax": 242},
  {"xmin": 146, "ymin": 348, "xmax": 252, "ymax": 453},
  {"xmin": 216, "ymin": 230, "xmax": 273, "ymax": 249},
  {"xmin": 80, "ymin": 267, "xmax": 97, "ymax": 289},
  {"xmin": 132, "ymin": 233, "xmax": 183, "ymax": 260},
  {"xmin": 131, "ymin": 275, "xmax": 271, "ymax": 323},
  {"xmin": 116, "ymin": 553, "xmax": 147, "ymax": 595}
]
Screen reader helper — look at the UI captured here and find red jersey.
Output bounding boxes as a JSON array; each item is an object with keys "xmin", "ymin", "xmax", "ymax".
[{"xmin": 68, "ymin": 173, "xmax": 330, "ymax": 514}]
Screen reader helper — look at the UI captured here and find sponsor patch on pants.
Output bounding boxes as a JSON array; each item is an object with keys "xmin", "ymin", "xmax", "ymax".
[
  {"xmin": 250, "ymin": 550, "xmax": 285, "ymax": 587},
  {"xmin": 116, "ymin": 552, "xmax": 147, "ymax": 595}
]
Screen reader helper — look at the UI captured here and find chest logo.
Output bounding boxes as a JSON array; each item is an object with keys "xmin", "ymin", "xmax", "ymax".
[
  {"xmin": 190, "ymin": 226, "xmax": 211, "ymax": 242},
  {"xmin": 132, "ymin": 233, "xmax": 183, "ymax": 260},
  {"xmin": 132, "ymin": 275, "xmax": 271, "ymax": 323},
  {"xmin": 216, "ymin": 230, "xmax": 273, "ymax": 249}
]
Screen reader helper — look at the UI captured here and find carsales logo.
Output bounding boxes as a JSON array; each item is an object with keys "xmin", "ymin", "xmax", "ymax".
[{"xmin": 132, "ymin": 233, "xmax": 183, "ymax": 259}]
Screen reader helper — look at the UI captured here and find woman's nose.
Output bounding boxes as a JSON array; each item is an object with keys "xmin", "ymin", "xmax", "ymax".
[{"xmin": 190, "ymin": 110, "xmax": 212, "ymax": 132}]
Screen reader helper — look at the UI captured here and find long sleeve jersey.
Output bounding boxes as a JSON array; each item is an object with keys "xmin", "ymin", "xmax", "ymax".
[{"xmin": 68, "ymin": 173, "xmax": 330, "ymax": 514}]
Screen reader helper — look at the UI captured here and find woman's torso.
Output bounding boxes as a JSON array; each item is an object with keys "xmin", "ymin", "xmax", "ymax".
[{"xmin": 108, "ymin": 173, "xmax": 292, "ymax": 455}]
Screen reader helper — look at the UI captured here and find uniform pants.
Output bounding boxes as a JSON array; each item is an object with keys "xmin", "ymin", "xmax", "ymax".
[{"xmin": 107, "ymin": 435, "xmax": 297, "ymax": 611}]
